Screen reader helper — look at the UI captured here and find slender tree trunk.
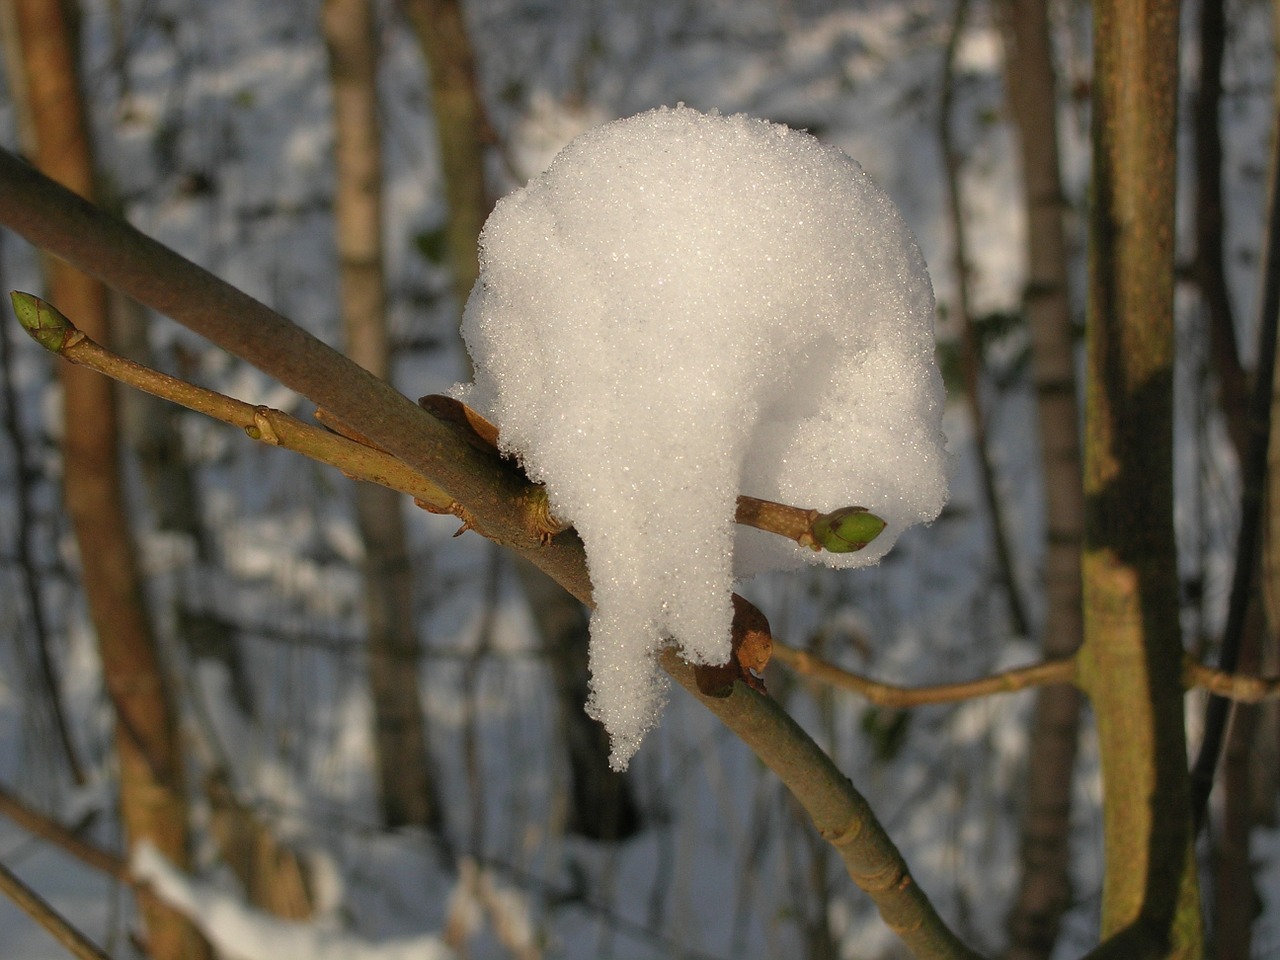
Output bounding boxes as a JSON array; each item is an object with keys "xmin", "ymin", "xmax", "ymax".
[
  {"xmin": 1195, "ymin": 0, "xmax": 1248, "ymax": 458},
  {"xmin": 399, "ymin": 0, "xmax": 640, "ymax": 839},
  {"xmin": 399, "ymin": 0, "xmax": 490, "ymax": 314},
  {"xmin": 1266, "ymin": 7, "xmax": 1280, "ymax": 951},
  {"xmin": 323, "ymin": 0, "xmax": 441, "ymax": 830},
  {"xmin": 940, "ymin": 0, "xmax": 1032, "ymax": 640},
  {"xmin": 0, "ymin": 0, "xmax": 86, "ymax": 790},
  {"xmin": 1193, "ymin": 2, "xmax": 1272, "ymax": 955},
  {"xmin": 1081, "ymin": 0, "xmax": 1202, "ymax": 953},
  {"xmin": 995, "ymin": 0, "xmax": 1085, "ymax": 955},
  {"xmin": 6, "ymin": 1, "xmax": 209, "ymax": 957}
]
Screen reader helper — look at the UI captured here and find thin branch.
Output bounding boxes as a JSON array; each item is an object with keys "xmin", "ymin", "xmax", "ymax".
[
  {"xmin": 0, "ymin": 781, "xmax": 135, "ymax": 885},
  {"xmin": 772, "ymin": 643, "xmax": 1077, "ymax": 706},
  {"xmin": 10, "ymin": 292, "xmax": 452, "ymax": 511},
  {"xmin": 421, "ymin": 393, "xmax": 890, "ymax": 552},
  {"xmin": 0, "ymin": 859, "xmax": 114, "ymax": 960},
  {"xmin": 13, "ymin": 296, "xmax": 890, "ymax": 557},
  {"xmin": 775, "ymin": 642, "xmax": 1280, "ymax": 708},
  {"xmin": 1184, "ymin": 661, "xmax": 1280, "ymax": 703},
  {"xmin": 938, "ymin": 0, "xmax": 1031, "ymax": 637}
]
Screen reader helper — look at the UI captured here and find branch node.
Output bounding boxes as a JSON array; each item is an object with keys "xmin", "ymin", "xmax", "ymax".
[{"xmin": 247, "ymin": 407, "xmax": 281, "ymax": 445}]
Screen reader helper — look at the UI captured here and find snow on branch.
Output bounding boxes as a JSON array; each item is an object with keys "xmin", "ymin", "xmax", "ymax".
[{"xmin": 453, "ymin": 106, "xmax": 948, "ymax": 767}]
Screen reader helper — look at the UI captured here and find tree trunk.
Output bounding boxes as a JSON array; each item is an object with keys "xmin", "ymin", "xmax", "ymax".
[
  {"xmin": 399, "ymin": 0, "xmax": 490, "ymax": 315},
  {"xmin": 940, "ymin": 0, "xmax": 1032, "ymax": 640},
  {"xmin": 323, "ymin": 0, "xmax": 442, "ymax": 830},
  {"xmin": 6, "ymin": 1, "xmax": 209, "ymax": 956},
  {"xmin": 399, "ymin": 0, "xmax": 640, "ymax": 839},
  {"xmin": 1081, "ymin": 0, "xmax": 1202, "ymax": 952},
  {"xmin": 995, "ymin": 0, "xmax": 1085, "ymax": 955}
]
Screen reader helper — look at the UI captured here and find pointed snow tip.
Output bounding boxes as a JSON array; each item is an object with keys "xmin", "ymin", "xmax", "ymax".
[
  {"xmin": 10, "ymin": 291, "xmax": 75, "ymax": 352},
  {"xmin": 812, "ymin": 506, "xmax": 886, "ymax": 553}
]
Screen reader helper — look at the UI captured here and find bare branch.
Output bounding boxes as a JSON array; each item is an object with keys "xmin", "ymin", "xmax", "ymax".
[
  {"xmin": 1185, "ymin": 661, "xmax": 1280, "ymax": 703},
  {"xmin": 0, "ymin": 784, "xmax": 130, "ymax": 884},
  {"xmin": 773, "ymin": 643, "xmax": 1077, "ymax": 706},
  {"xmin": 11, "ymin": 292, "xmax": 453, "ymax": 511},
  {"xmin": 0, "ymin": 859, "xmax": 114, "ymax": 960}
]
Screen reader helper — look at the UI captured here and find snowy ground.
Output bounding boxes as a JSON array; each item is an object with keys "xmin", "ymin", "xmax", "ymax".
[{"xmin": 0, "ymin": 0, "xmax": 1275, "ymax": 957}]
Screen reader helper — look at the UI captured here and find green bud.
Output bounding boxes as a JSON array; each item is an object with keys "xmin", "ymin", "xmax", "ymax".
[
  {"xmin": 812, "ymin": 506, "xmax": 886, "ymax": 553},
  {"xmin": 11, "ymin": 291, "xmax": 75, "ymax": 352}
]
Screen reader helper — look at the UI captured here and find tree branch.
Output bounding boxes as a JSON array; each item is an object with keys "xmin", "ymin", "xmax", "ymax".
[
  {"xmin": 14, "ymin": 293, "xmax": 889, "ymax": 557},
  {"xmin": 0, "ymin": 860, "xmax": 114, "ymax": 960},
  {"xmin": 1184, "ymin": 660, "xmax": 1280, "ymax": 703},
  {"xmin": 661, "ymin": 648, "xmax": 984, "ymax": 959},
  {"xmin": 0, "ymin": 146, "xmax": 977, "ymax": 958},
  {"xmin": 773, "ymin": 643, "xmax": 1077, "ymax": 706},
  {"xmin": 10, "ymin": 292, "xmax": 454, "ymax": 511}
]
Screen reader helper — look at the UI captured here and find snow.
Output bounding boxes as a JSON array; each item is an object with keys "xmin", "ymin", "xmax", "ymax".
[
  {"xmin": 455, "ymin": 105, "xmax": 947, "ymax": 767},
  {"xmin": 131, "ymin": 843, "xmax": 458, "ymax": 960}
]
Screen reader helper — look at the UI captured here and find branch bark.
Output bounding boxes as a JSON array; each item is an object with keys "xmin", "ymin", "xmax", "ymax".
[{"xmin": 0, "ymin": 860, "xmax": 113, "ymax": 960}]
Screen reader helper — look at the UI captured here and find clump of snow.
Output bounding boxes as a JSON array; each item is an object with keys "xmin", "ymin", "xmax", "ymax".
[{"xmin": 454, "ymin": 105, "xmax": 946, "ymax": 768}]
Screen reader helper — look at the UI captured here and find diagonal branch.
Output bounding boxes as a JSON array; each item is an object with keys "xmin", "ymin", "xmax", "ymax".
[
  {"xmin": 660, "ymin": 648, "xmax": 983, "ymax": 959},
  {"xmin": 0, "ymin": 146, "xmax": 979, "ymax": 959},
  {"xmin": 13, "ymin": 293, "xmax": 889, "ymax": 557},
  {"xmin": 0, "ymin": 860, "xmax": 113, "ymax": 960},
  {"xmin": 10, "ymin": 292, "xmax": 454, "ymax": 510}
]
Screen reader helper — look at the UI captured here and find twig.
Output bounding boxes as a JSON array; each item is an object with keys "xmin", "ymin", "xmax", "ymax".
[
  {"xmin": 420, "ymin": 393, "xmax": 890, "ymax": 552},
  {"xmin": 14, "ymin": 297, "xmax": 890, "ymax": 557},
  {"xmin": 0, "ymin": 858, "xmax": 114, "ymax": 960},
  {"xmin": 734, "ymin": 498, "xmax": 885, "ymax": 553},
  {"xmin": 0, "ymin": 784, "xmax": 130, "ymax": 883},
  {"xmin": 10, "ymin": 292, "xmax": 452, "ymax": 512},
  {"xmin": 1184, "ymin": 661, "xmax": 1280, "ymax": 703},
  {"xmin": 772, "ymin": 643, "xmax": 1077, "ymax": 706},
  {"xmin": 938, "ymin": 0, "xmax": 1031, "ymax": 637},
  {"xmin": 776, "ymin": 643, "xmax": 1280, "ymax": 709}
]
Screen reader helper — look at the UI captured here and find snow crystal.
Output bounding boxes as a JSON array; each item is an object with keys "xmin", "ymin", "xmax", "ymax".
[{"xmin": 454, "ymin": 105, "xmax": 947, "ymax": 768}]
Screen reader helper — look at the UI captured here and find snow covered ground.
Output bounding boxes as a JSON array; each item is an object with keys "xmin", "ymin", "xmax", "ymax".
[{"xmin": 0, "ymin": 0, "xmax": 1275, "ymax": 957}]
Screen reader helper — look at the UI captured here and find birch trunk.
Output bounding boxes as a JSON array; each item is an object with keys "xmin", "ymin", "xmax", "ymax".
[
  {"xmin": 323, "ymin": 0, "xmax": 442, "ymax": 829},
  {"xmin": 995, "ymin": 0, "xmax": 1085, "ymax": 954}
]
